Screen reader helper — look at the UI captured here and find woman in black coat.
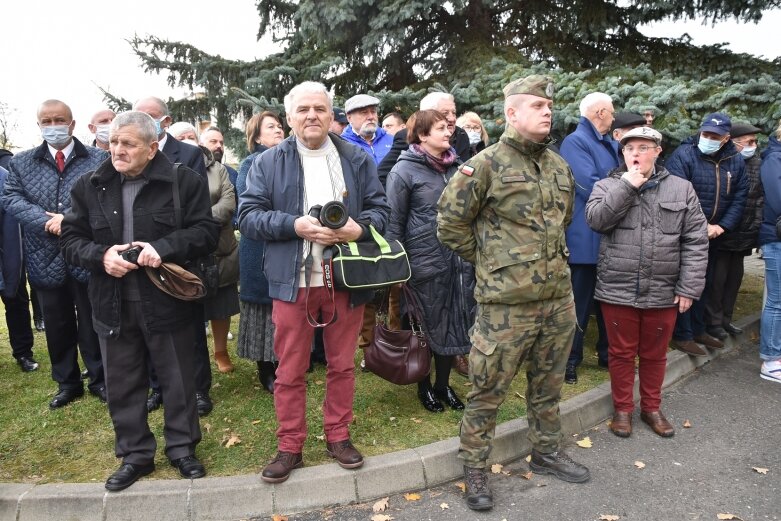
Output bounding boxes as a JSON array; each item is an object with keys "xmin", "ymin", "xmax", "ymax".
[{"xmin": 386, "ymin": 110, "xmax": 476, "ymax": 413}]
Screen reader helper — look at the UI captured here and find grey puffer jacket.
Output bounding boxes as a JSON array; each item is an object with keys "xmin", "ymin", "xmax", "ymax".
[
  {"xmin": 586, "ymin": 165, "xmax": 709, "ymax": 309},
  {"xmin": 387, "ymin": 148, "xmax": 475, "ymax": 356}
]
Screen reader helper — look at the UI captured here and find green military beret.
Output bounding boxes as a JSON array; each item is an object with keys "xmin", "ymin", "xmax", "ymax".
[{"xmin": 503, "ymin": 75, "xmax": 555, "ymax": 100}]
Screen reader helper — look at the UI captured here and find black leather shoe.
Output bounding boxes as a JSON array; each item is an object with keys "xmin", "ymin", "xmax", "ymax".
[
  {"xmin": 105, "ymin": 462, "xmax": 155, "ymax": 491},
  {"xmin": 257, "ymin": 361, "xmax": 276, "ymax": 394},
  {"xmin": 724, "ymin": 323, "xmax": 743, "ymax": 336},
  {"xmin": 706, "ymin": 326, "xmax": 729, "ymax": 340},
  {"xmin": 170, "ymin": 455, "xmax": 206, "ymax": 479},
  {"xmin": 565, "ymin": 364, "xmax": 577, "ymax": 384},
  {"xmin": 463, "ymin": 466, "xmax": 493, "ymax": 511},
  {"xmin": 433, "ymin": 385, "xmax": 465, "ymax": 410},
  {"xmin": 529, "ymin": 449, "xmax": 590, "ymax": 483},
  {"xmin": 196, "ymin": 392, "xmax": 213, "ymax": 416},
  {"xmin": 34, "ymin": 318, "xmax": 45, "ymax": 332},
  {"xmin": 417, "ymin": 382, "xmax": 444, "ymax": 413},
  {"xmin": 49, "ymin": 387, "xmax": 84, "ymax": 409},
  {"xmin": 90, "ymin": 386, "xmax": 107, "ymax": 403},
  {"xmin": 147, "ymin": 390, "xmax": 163, "ymax": 412},
  {"xmin": 17, "ymin": 357, "xmax": 39, "ymax": 372}
]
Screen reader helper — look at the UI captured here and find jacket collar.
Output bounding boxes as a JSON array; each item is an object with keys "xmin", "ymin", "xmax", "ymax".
[
  {"xmin": 578, "ymin": 116, "xmax": 613, "ymax": 144},
  {"xmin": 89, "ymin": 150, "xmax": 175, "ymax": 187},
  {"xmin": 32, "ymin": 137, "xmax": 89, "ymax": 161},
  {"xmin": 278, "ymin": 133, "xmax": 371, "ymax": 170},
  {"xmin": 500, "ymin": 125, "xmax": 552, "ymax": 158}
]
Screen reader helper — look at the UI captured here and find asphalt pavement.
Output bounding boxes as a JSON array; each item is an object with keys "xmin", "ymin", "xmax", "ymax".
[{"xmin": 274, "ymin": 341, "xmax": 780, "ymax": 521}]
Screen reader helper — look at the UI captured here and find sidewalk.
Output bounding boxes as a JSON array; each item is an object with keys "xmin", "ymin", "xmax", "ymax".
[{"xmin": 0, "ymin": 314, "xmax": 765, "ymax": 521}]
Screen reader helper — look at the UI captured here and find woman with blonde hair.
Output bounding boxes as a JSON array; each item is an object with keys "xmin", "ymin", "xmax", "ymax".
[{"xmin": 456, "ymin": 111, "xmax": 489, "ymax": 156}]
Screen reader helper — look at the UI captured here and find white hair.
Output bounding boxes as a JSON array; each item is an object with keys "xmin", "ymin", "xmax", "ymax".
[
  {"xmin": 111, "ymin": 111, "xmax": 158, "ymax": 144},
  {"xmin": 419, "ymin": 92, "xmax": 454, "ymax": 111},
  {"xmin": 579, "ymin": 92, "xmax": 613, "ymax": 116},
  {"xmin": 168, "ymin": 121, "xmax": 198, "ymax": 140},
  {"xmin": 284, "ymin": 81, "xmax": 333, "ymax": 114}
]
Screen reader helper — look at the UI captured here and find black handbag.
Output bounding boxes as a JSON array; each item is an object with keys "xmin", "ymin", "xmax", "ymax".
[
  {"xmin": 330, "ymin": 225, "xmax": 411, "ymax": 291},
  {"xmin": 364, "ymin": 285, "xmax": 431, "ymax": 386}
]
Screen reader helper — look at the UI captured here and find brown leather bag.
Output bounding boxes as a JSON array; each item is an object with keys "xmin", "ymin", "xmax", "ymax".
[{"xmin": 364, "ymin": 285, "xmax": 431, "ymax": 385}]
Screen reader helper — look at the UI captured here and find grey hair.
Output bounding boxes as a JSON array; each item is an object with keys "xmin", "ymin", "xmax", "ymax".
[
  {"xmin": 168, "ymin": 121, "xmax": 198, "ymax": 139},
  {"xmin": 419, "ymin": 92, "xmax": 454, "ymax": 111},
  {"xmin": 579, "ymin": 92, "xmax": 612, "ymax": 116},
  {"xmin": 132, "ymin": 96, "xmax": 169, "ymax": 117},
  {"xmin": 284, "ymin": 81, "xmax": 332, "ymax": 114},
  {"xmin": 110, "ymin": 111, "xmax": 158, "ymax": 144}
]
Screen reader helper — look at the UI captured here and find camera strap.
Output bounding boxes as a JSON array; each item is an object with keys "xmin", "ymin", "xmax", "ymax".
[{"xmin": 303, "ymin": 241, "xmax": 337, "ymax": 328}]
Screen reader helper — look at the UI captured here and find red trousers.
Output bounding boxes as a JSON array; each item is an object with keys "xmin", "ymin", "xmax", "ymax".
[
  {"xmin": 601, "ymin": 303, "xmax": 677, "ymax": 413},
  {"xmin": 271, "ymin": 287, "xmax": 364, "ymax": 453}
]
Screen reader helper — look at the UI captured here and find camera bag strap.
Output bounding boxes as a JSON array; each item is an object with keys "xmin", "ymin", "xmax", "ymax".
[{"xmin": 302, "ymin": 242, "xmax": 338, "ymax": 328}]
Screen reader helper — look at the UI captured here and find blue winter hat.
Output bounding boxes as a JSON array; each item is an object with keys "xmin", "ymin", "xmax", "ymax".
[{"xmin": 700, "ymin": 113, "xmax": 732, "ymax": 136}]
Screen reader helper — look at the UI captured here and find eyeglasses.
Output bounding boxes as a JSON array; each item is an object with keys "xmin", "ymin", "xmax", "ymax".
[
  {"xmin": 462, "ymin": 125, "xmax": 482, "ymax": 132},
  {"xmin": 623, "ymin": 144, "xmax": 658, "ymax": 154}
]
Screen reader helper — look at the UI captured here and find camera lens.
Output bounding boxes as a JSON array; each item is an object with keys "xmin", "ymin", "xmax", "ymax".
[{"xmin": 320, "ymin": 201, "xmax": 348, "ymax": 229}]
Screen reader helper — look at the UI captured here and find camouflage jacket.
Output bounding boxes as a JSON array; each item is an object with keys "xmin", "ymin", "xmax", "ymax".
[{"xmin": 436, "ymin": 125, "xmax": 575, "ymax": 305}]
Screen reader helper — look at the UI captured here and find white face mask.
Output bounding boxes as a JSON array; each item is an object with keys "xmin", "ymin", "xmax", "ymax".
[
  {"xmin": 95, "ymin": 124, "xmax": 110, "ymax": 144},
  {"xmin": 466, "ymin": 130, "xmax": 482, "ymax": 145},
  {"xmin": 740, "ymin": 146, "xmax": 757, "ymax": 159}
]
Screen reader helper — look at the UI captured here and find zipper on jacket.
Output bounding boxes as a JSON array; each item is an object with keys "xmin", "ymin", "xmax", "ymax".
[
  {"xmin": 726, "ymin": 171, "xmax": 731, "ymax": 194},
  {"xmin": 710, "ymin": 160, "xmax": 720, "ymax": 222}
]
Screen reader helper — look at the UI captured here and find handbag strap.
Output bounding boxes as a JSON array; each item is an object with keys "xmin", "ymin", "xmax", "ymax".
[{"xmin": 400, "ymin": 284, "xmax": 426, "ymax": 335}]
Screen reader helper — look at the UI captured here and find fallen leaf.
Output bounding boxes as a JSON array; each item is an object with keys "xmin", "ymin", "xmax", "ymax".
[
  {"xmin": 224, "ymin": 434, "xmax": 241, "ymax": 448},
  {"xmin": 251, "ymin": 420, "xmax": 261, "ymax": 425},
  {"xmin": 389, "ymin": 416, "xmax": 396, "ymax": 421},
  {"xmin": 576, "ymin": 436, "xmax": 593, "ymax": 448},
  {"xmin": 525, "ymin": 455, "xmax": 532, "ymax": 463},
  {"xmin": 315, "ymin": 379, "xmax": 324, "ymax": 385},
  {"xmin": 455, "ymin": 482, "xmax": 466, "ymax": 492},
  {"xmin": 203, "ymin": 423, "xmax": 211, "ymax": 433},
  {"xmin": 404, "ymin": 492, "xmax": 421, "ymax": 501},
  {"xmin": 463, "ymin": 381, "xmax": 471, "ymax": 386},
  {"xmin": 521, "ymin": 471, "xmax": 533, "ymax": 480},
  {"xmin": 599, "ymin": 516, "xmax": 620, "ymax": 521},
  {"xmin": 372, "ymin": 497, "xmax": 389, "ymax": 512},
  {"xmin": 371, "ymin": 515, "xmax": 393, "ymax": 521},
  {"xmin": 439, "ymin": 503, "xmax": 449, "ymax": 510},
  {"xmin": 411, "ymin": 417, "xmax": 423, "ymax": 424},
  {"xmin": 271, "ymin": 515, "xmax": 288, "ymax": 521},
  {"xmin": 501, "ymin": 470, "xmax": 511, "ymax": 475},
  {"xmin": 683, "ymin": 419, "xmax": 692, "ymax": 428},
  {"xmin": 752, "ymin": 467, "xmax": 769, "ymax": 474},
  {"xmin": 514, "ymin": 391, "xmax": 526, "ymax": 401},
  {"xmin": 212, "ymin": 382, "xmax": 221, "ymax": 389},
  {"xmin": 717, "ymin": 514, "xmax": 743, "ymax": 520},
  {"xmin": 315, "ymin": 434, "xmax": 325, "ymax": 441},
  {"xmin": 634, "ymin": 461, "xmax": 646, "ymax": 469},
  {"xmin": 491, "ymin": 463, "xmax": 503, "ymax": 474}
]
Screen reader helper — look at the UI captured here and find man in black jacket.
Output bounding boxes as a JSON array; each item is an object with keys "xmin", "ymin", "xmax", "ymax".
[{"xmin": 61, "ymin": 111, "xmax": 219, "ymax": 492}]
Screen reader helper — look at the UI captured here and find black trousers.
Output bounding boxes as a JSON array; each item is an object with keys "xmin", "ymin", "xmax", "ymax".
[
  {"xmin": 567, "ymin": 264, "xmax": 608, "ymax": 367},
  {"xmin": 706, "ymin": 249, "xmax": 748, "ymax": 327},
  {"xmin": 2, "ymin": 271, "xmax": 34, "ymax": 360},
  {"xmin": 150, "ymin": 303, "xmax": 211, "ymax": 395},
  {"xmin": 101, "ymin": 300, "xmax": 200, "ymax": 464},
  {"xmin": 36, "ymin": 276, "xmax": 103, "ymax": 392}
]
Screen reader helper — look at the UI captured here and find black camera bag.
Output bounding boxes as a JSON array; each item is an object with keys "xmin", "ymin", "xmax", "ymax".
[{"xmin": 330, "ymin": 225, "xmax": 411, "ymax": 291}]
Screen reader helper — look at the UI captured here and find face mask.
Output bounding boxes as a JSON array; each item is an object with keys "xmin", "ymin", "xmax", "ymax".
[
  {"xmin": 95, "ymin": 124, "xmax": 110, "ymax": 144},
  {"xmin": 467, "ymin": 130, "xmax": 482, "ymax": 145},
  {"xmin": 153, "ymin": 117, "xmax": 166, "ymax": 136},
  {"xmin": 740, "ymin": 146, "xmax": 757, "ymax": 159},
  {"xmin": 41, "ymin": 125, "xmax": 71, "ymax": 147},
  {"xmin": 697, "ymin": 136, "xmax": 723, "ymax": 155}
]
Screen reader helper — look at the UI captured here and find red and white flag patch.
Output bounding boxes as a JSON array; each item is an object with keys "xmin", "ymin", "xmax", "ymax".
[{"xmin": 461, "ymin": 165, "xmax": 475, "ymax": 176}]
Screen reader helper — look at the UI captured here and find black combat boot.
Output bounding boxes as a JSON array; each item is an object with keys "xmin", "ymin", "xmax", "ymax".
[
  {"xmin": 463, "ymin": 466, "xmax": 493, "ymax": 511},
  {"xmin": 257, "ymin": 361, "xmax": 277, "ymax": 394}
]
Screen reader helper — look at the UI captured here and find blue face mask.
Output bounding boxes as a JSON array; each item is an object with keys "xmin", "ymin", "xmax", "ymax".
[
  {"xmin": 740, "ymin": 146, "xmax": 757, "ymax": 159},
  {"xmin": 697, "ymin": 135, "xmax": 723, "ymax": 155},
  {"xmin": 41, "ymin": 125, "xmax": 72, "ymax": 147}
]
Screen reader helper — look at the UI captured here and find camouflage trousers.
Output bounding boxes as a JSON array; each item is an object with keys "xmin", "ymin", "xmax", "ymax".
[{"xmin": 458, "ymin": 296, "xmax": 576, "ymax": 468}]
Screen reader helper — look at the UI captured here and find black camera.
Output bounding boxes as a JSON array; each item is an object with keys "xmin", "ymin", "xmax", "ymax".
[
  {"xmin": 308, "ymin": 201, "xmax": 348, "ymax": 229},
  {"xmin": 120, "ymin": 246, "xmax": 142, "ymax": 264}
]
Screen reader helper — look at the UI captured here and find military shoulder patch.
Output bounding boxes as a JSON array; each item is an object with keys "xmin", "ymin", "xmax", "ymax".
[{"xmin": 461, "ymin": 165, "xmax": 475, "ymax": 176}]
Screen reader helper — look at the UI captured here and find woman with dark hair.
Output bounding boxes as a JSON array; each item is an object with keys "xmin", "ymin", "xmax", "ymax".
[
  {"xmin": 236, "ymin": 111, "xmax": 284, "ymax": 392},
  {"xmin": 386, "ymin": 109, "xmax": 476, "ymax": 412}
]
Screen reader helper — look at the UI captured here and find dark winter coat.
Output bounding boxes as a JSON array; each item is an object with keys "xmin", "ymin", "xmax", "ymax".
[
  {"xmin": 161, "ymin": 133, "xmax": 207, "ymax": 177},
  {"xmin": 3, "ymin": 138, "xmax": 108, "ymax": 289},
  {"xmin": 60, "ymin": 152, "xmax": 219, "ymax": 337},
  {"xmin": 666, "ymin": 136, "xmax": 748, "ymax": 231},
  {"xmin": 236, "ymin": 146, "xmax": 271, "ymax": 305},
  {"xmin": 718, "ymin": 153, "xmax": 763, "ymax": 252},
  {"xmin": 0, "ymin": 166, "xmax": 24, "ymax": 298},
  {"xmin": 0, "ymin": 149, "xmax": 12, "ymax": 170},
  {"xmin": 238, "ymin": 134, "xmax": 389, "ymax": 305},
  {"xmin": 759, "ymin": 135, "xmax": 781, "ymax": 246},
  {"xmin": 586, "ymin": 166, "xmax": 709, "ymax": 308},
  {"xmin": 386, "ymin": 148, "xmax": 475, "ymax": 355}
]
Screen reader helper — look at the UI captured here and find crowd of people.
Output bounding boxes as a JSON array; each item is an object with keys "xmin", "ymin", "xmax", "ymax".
[{"xmin": 1, "ymin": 72, "xmax": 779, "ymax": 511}]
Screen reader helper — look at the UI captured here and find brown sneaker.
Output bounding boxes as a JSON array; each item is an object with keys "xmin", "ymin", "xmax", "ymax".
[
  {"xmin": 609, "ymin": 411, "xmax": 632, "ymax": 438},
  {"xmin": 261, "ymin": 451, "xmax": 303, "ymax": 483},
  {"xmin": 640, "ymin": 410, "xmax": 675, "ymax": 437},
  {"xmin": 452, "ymin": 355, "xmax": 469, "ymax": 378},
  {"xmin": 693, "ymin": 333, "xmax": 724, "ymax": 349},
  {"xmin": 670, "ymin": 339, "xmax": 709, "ymax": 357},
  {"xmin": 326, "ymin": 439, "xmax": 364, "ymax": 469}
]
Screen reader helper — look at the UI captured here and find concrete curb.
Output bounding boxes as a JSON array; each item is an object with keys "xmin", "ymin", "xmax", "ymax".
[{"xmin": 1, "ymin": 313, "xmax": 760, "ymax": 521}]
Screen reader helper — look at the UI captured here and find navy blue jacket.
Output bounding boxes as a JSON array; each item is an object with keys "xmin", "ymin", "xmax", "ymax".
[
  {"xmin": 236, "ymin": 147, "xmax": 271, "ymax": 305},
  {"xmin": 666, "ymin": 136, "xmax": 747, "ymax": 231},
  {"xmin": 161, "ymin": 133, "xmax": 207, "ymax": 177},
  {"xmin": 238, "ymin": 134, "xmax": 389, "ymax": 304},
  {"xmin": 0, "ymin": 167, "xmax": 23, "ymax": 298},
  {"xmin": 561, "ymin": 117, "xmax": 619, "ymax": 264},
  {"xmin": 3, "ymin": 138, "xmax": 108, "ymax": 288},
  {"xmin": 759, "ymin": 136, "xmax": 781, "ymax": 246}
]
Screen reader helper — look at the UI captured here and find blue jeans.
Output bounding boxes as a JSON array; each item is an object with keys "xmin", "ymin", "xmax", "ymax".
[{"xmin": 760, "ymin": 241, "xmax": 781, "ymax": 361}]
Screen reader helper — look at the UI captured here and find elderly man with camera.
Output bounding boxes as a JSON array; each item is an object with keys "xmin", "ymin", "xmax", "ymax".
[{"xmin": 239, "ymin": 81, "xmax": 389, "ymax": 484}]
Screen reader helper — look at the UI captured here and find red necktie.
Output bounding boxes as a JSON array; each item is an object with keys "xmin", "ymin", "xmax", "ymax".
[{"xmin": 55, "ymin": 150, "xmax": 65, "ymax": 173}]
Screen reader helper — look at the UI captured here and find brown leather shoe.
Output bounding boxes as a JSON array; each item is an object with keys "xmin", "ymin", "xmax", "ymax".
[
  {"xmin": 640, "ymin": 410, "xmax": 675, "ymax": 437},
  {"xmin": 326, "ymin": 439, "xmax": 364, "ymax": 469},
  {"xmin": 609, "ymin": 411, "xmax": 632, "ymax": 438},
  {"xmin": 452, "ymin": 355, "xmax": 469, "ymax": 378},
  {"xmin": 693, "ymin": 333, "xmax": 724, "ymax": 349},
  {"xmin": 261, "ymin": 451, "xmax": 303, "ymax": 483},
  {"xmin": 670, "ymin": 339, "xmax": 709, "ymax": 357}
]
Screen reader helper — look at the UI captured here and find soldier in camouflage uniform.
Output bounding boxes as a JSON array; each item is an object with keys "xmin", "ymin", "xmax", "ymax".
[{"xmin": 437, "ymin": 74, "xmax": 591, "ymax": 511}]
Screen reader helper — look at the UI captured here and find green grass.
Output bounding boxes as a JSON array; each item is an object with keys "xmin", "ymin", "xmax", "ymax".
[{"xmin": 0, "ymin": 273, "xmax": 763, "ymax": 483}]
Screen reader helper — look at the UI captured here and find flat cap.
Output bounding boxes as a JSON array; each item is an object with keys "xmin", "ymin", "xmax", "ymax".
[
  {"xmin": 612, "ymin": 112, "xmax": 647, "ymax": 132},
  {"xmin": 730, "ymin": 123, "xmax": 762, "ymax": 139},
  {"xmin": 345, "ymin": 94, "xmax": 380, "ymax": 114},
  {"xmin": 620, "ymin": 126, "xmax": 663, "ymax": 146},
  {"xmin": 332, "ymin": 107, "xmax": 348, "ymax": 124},
  {"xmin": 503, "ymin": 75, "xmax": 555, "ymax": 100}
]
